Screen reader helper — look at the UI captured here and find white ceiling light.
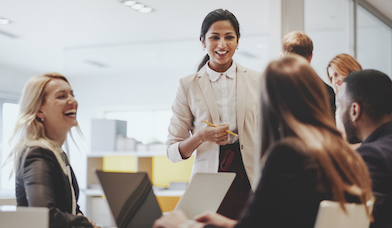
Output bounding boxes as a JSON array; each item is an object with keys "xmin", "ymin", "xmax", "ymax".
[
  {"xmin": 139, "ymin": 7, "xmax": 152, "ymax": 13},
  {"xmin": 0, "ymin": 17, "xmax": 11, "ymax": 25},
  {"xmin": 120, "ymin": 1, "xmax": 153, "ymax": 14},
  {"xmin": 131, "ymin": 3, "xmax": 144, "ymax": 10},
  {"xmin": 123, "ymin": 0, "xmax": 136, "ymax": 6}
]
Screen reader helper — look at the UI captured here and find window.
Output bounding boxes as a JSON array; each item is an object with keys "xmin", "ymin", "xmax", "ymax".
[
  {"xmin": 305, "ymin": 0, "xmax": 350, "ymax": 82},
  {"xmin": 1, "ymin": 102, "xmax": 19, "ymax": 190},
  {"xmin": 357, "ymin": 5, "xmax": 392, "ymax": 76}
]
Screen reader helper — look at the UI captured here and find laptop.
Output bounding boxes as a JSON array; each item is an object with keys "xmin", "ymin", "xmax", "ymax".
[
  {"xmin": 175, "ymin": 172, "xmax": 236, "ymax": 218},
  {"xmin": 96, "ymin": 171, "xmax": 235, "ymax": 227},
  {"xmin": 0, "ymin": 205, "xmax": 49, "ymax": 228},
  {"xmin": 96, "ymin": 171, "xmax": 162, "ymax": 228}
]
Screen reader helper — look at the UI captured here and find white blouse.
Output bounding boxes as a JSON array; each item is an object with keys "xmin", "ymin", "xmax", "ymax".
[{"xmin": 206, "ymin": 61, "xmax": 238, "ymax": 144}]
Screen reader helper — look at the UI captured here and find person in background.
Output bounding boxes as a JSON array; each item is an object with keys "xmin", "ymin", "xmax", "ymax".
[
  {"xmin": 154, "ymin": 55, "xmax": 374, "ymax": 228},
  {"xmin": 337, "ymin": 69, "xmax": 392, "ymax": 228},
  {"xmin": 5, "ymin": 73, "xmax": 100, "ymax": 228},
  {"xmin": 166, "ymin": 8, "xmax": 261, "ymax": 219},
  {"xmin": 327, "ymin": 53, "xmax": 362, "ymax": 145},
  {"xmin": 281, "ymin": 31, "xmax": 336, "ymax": 118},
  {"xmin": 327, "ymin": 53, "xmax": 362, "ymax": 94}
]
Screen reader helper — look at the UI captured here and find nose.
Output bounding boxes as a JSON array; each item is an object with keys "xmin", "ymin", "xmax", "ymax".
[
  {"xmin": 218, "ymin": 38, "xmax": 227, "ymax": 48},
  {"xmin": 68, "ymin": 95, "xmax": 78, "ymax": 107}
]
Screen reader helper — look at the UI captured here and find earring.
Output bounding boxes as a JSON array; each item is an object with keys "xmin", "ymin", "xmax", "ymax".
[
  {"xmin": 236, "ymin": 46, "xmax": 239, "ymax": 50},
  {"xmin": 41, "ymin": 118, "xmax": 44, "ymax": 122}
]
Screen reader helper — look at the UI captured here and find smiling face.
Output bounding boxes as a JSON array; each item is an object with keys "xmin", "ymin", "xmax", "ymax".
[
  {"xmin": 328, "ymin": 66, "xmax": 345, "ymax": 92},
  {"xmin": 37, "ymin": 78, "xmax": 78, "ymax": 139},
  {"xmin": 201, "ymin": 20, "xmax": 238, "ymax": 72}
]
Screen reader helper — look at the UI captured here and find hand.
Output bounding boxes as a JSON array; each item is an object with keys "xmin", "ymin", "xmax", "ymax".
[
  {"xmin": 77, "ymin": 213, "xmax": 101, "ymax": 228},
  {"xmin": 153, "ymin": 210, "xmax": 203, "ymax": 228},
  {"xmin": 198, "ymin": 123, "xmax": 229, "ymax": 145},
  {"xmin": 194, "ymin": 211, "xmax": 237, "ymax": 228}
]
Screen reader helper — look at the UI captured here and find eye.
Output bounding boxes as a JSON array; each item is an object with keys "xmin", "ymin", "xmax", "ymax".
[
  {"xmin": 209, "ymin": 36, "xmax": 219, "ymax": 40},
  {"xmin": 226, "ymin": 36, "xmax": 235, "ymax": 40}
]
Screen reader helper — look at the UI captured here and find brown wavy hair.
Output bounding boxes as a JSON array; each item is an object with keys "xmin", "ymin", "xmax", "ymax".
[{"xmin": 260, "ymin": 54, "xmax": 373, "ymax": 216}]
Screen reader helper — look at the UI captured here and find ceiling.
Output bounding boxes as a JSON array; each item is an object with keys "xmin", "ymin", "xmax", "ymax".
[
  {"xmin": 0, "ymin": 0, "xmax": 391, "ymax": 93},
  {"xmin": 0, "ymin": 0, "xmax": 268, "ymax": 79}
]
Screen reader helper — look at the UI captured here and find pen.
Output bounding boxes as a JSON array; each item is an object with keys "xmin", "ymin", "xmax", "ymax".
[{"xmin": 202, "ymin": 120, "xmax": 238, "ymax": 136}]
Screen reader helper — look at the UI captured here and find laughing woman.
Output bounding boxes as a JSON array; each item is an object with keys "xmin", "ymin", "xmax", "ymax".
[
  {"xmin": 6, "ymin": 73, "xmax": 100, "ymax": 228},
  {"xmin": 166, "ymin": 9, "xmax": 261, "ymax": 219}
]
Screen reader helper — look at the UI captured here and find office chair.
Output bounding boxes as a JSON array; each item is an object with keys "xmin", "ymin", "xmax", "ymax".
[{"xmin": 314, "ymin": 200, "xmax": 373, "ymax": 228}]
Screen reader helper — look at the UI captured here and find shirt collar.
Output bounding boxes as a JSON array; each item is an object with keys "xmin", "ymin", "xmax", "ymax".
[{"xmin": 206, "ymin": 61, "xmax": 237, "ymax": 82}]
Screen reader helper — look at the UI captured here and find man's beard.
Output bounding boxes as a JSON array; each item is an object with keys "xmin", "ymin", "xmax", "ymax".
[{"xmin": 342, "ymin": 109, "xmax": 361, "ymax": 144}]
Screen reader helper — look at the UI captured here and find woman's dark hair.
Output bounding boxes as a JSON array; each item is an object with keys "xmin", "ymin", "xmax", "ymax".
[{"xmin": 197, "ymin": 9, "xmax": 240, "ymax": 71}]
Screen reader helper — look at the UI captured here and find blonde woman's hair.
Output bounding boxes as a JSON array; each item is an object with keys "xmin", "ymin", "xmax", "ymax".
[
  {"xmin": 327, "ymin": 53, "xmax": 362, "ymax": 84},
  {"xmin": 5, "ymin": 73, "xmax": 73, "ymax": 173},
  {"xmin": 260, "ymin": 54, "xmax": 374, "ymax": 217}
]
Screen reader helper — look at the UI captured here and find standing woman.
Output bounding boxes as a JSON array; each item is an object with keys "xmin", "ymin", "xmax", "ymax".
[
  {"xmin": 166, "ymin": 9, "xmax": 261, "ymax": 219},
  {"xmin": 6, "ymin": 73, "xmax": 100, "ymax": 228},
  {"xmin": 327, "ymin": 54, "xmax": 362, "ymax": 143}
]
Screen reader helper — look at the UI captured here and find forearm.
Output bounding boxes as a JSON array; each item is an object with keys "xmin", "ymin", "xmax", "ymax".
[{"xmin": 179, "ymin": 131, "xmax": 203, "ymax": 159}]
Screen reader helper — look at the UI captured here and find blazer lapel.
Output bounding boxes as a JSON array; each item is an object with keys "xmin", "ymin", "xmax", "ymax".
[
  {"xmin": 236, "ymin": 64, "xmax": 248, "ymax": 137},
  {"xmin": 197, "ymin": 67, "xmax": 221, "ymax": 125}
]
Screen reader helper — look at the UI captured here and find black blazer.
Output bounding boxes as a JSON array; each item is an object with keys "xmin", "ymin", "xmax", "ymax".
[
  {"xmin": 16, "ymin": 146, "xmax": 93, "ymax": 228},
  {"xmin": 357, "ymin": 121, "xmax": 392, "ymax": 228}
]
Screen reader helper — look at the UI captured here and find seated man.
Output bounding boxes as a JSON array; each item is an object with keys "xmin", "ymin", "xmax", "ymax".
[{"xmin": 337, "ymin": 69, "xmax": 392, "ymax": 228}]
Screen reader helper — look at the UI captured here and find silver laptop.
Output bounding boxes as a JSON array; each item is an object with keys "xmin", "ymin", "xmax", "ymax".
[
  {"xmin": 0, "ymin": 205, "xmax": 49, "ymax": 228},
  {"xmin": 175, "ymin": 172, "xmax": 236, "ymax": 219}
]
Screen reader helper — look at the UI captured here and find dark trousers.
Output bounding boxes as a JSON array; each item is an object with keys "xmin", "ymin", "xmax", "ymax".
[{"xmin": 217, "ymin": 142, "xmax": 251, "ymax": 220}]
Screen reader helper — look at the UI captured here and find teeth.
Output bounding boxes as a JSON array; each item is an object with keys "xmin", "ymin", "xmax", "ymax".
[
  {"xmin": 64, "ymin": 109, "xmax": 76, "ymax": 115},
  {"xmin": 217, "ymin": 51, "xmax": 227, "ymax": 54}
]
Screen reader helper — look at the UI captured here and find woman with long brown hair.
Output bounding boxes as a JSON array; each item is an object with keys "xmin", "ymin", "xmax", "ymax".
[{"xmin": 154, "ymin": 55, "xmax": 373, "ymax": 228}]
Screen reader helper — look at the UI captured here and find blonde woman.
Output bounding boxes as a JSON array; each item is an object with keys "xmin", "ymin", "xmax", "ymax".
[
  {"xmin": 6, "ymin": 73, "xmax": 100, "ymax": 228},
  {"xmin": 154, "ymin": 55, "xmax": 373, "ymax": 228}
]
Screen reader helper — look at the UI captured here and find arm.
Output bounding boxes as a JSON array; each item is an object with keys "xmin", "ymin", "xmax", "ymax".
[
  {"xmin": 167, "ymin": 78, "xmax": 229, "ymax": 161},
  {"xmin": 22, "ymin": 149, "xmax": 94, "ymax": 228}
]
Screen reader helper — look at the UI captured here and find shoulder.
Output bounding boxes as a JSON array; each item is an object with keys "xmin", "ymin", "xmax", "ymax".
[
  {"xmin": 264, "ymin": 138, "xmax": 315, "ymax": 173},
  {"xmin": 23, "ymin": 146, "xmax": 58, "ymax": 166},
  {"xmin": 237, "ymin": 63, "xmax": 262, "ymax": 78},
  {"xmin": 357, "ymin": 143, "xmax": 390, "ymax": 164}
]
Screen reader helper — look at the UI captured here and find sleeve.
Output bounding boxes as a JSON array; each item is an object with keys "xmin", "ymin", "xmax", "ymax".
[
  {"xmin": 22, "ymin": 149, "xmax": 93, "ymax": 228},
  {"xmin": 357, "ymin": 145, "xmax": 388, "ymax": 194},
  {"xmin": 234, "ymin": 142, "xmax": 320, "ymax": 228},
  {"xmin": 166, "ymin": 78, "xmax": 195, "ymax": 162}
]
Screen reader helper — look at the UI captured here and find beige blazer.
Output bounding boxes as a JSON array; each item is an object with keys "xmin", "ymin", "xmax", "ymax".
[{"xmin": 166, "ymin": 62, "xmax": 261, "ymax": 189}]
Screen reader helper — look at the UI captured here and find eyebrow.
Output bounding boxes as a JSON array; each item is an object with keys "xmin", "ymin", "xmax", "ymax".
[
  {"xmin": 210, "ymin": 32, "xmax": 235, "ymax": 35},
  {"xmin": 55, "ymin": 89, "xmax": 73, "ymax": 95}
]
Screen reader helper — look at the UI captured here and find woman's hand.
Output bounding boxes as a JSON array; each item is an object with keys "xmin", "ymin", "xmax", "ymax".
[
  {"xmin": 153, "ymin": 210, "xmax": 204, "ymax": 228},
  {"xmin": 194, "ymin": 211, "xmax": 237, "ymax": 228},
  {"xmin": 77, "ymin": 213, "xmax": 101, "ymax": 228},
  {"xmin": 198, "ymin": 123, "xmax": 229, "ymax": 145}
]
